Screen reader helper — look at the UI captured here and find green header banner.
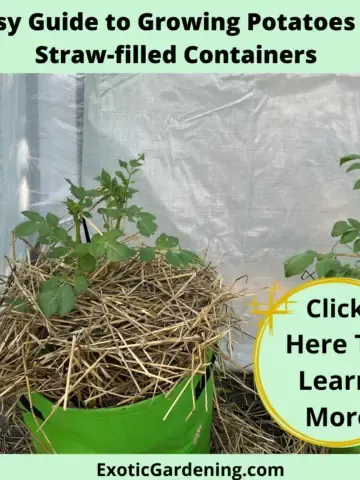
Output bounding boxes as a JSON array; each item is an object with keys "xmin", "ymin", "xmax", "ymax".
[
  {"xmin": 0, "ymin": 454, "xmax": 359, "ymax": 479},
  {"xmin": 0, "ymin": 0, "xmax": 359, "ymax": 72}
]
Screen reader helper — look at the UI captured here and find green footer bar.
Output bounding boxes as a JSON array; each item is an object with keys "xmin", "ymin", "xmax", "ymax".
[{"xmin": 0, "ymin": 454, "xmax": 359, "ymax": 480}]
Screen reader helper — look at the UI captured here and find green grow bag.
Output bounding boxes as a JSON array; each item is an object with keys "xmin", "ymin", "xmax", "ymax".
[
  {"xmin": 19, "ymin": 357, "xmax": 214, "ymax": 454},
  {"xmin": 330, "ymin": 446, "xmax": 360, "ymax": 454}
]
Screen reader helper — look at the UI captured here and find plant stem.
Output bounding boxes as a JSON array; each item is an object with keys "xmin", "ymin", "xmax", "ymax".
[
  {"xmin": 115, "ymin": 174, "xmax": 131, "ymax": 230},
  {"xmin": 74, "ymin": 219, "xmax": 81, "ymax": 244},
  {"xmin": 115, "ymin": 216, "xmax": 122, "ymax": 230}
]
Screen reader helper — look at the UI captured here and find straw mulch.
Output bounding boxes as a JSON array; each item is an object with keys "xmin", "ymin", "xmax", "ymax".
[
  {"xmin": 0, "ymin": 253, "xmax": 243, "ymax": 412},
  {"xmin": 0, "ymin": 402, "xmax": 30, "ymax": 454},
  {"xmin": 211, "ymin": 368, "xmax": 328, "ymax": 454},
  {"xmin": 0, "ymin": 253, "xmax": 328, "ymax": 454}
]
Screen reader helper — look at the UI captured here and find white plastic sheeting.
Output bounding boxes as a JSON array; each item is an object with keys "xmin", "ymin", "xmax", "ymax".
[
  {"xmin": 0, "ymin": 75, "xmax": 26, "ymax": 274},
  {"xmin": 0, "ymin": 74, "xmax": 79, "ymax": 273},
  {"xmin": 1, "ymin": 73, "xmax": 360, "ymax": 369}
]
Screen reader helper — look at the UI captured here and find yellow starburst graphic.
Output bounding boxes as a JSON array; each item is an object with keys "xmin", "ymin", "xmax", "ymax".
[{"xmin": 248, "ymin": 281, "xmax": 296, "ymax": 334}]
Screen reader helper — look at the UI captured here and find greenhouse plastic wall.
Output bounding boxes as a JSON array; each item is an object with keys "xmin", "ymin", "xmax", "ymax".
[
  {"xmin": 0, "ymin": 74, "xmax": 80, "ymax": 273},
  {"xmin": 1, "ymin": 73, "xmax": 360, "ymax": 369}
]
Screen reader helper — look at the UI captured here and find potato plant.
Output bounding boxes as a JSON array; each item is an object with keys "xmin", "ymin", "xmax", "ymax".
[
  {"xmin": 9, "ymin": 154, "xmax": 200, "ymax": 317},
  {"xmin": 285, "ymin": 154, "xmax": 360, "ymax": 280}
]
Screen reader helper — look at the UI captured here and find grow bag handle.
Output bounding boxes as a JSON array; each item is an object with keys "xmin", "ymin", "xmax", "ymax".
[
  {"xmin": 82, "ymin": 218, "xmax": 91, "ymax": 243},
  {"xmin": 195, "ymin": 353, "xmax": 215, "ymax": 401}
]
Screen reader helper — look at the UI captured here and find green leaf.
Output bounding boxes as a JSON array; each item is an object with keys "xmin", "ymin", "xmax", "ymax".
[
  {"xmin": 88, "ymin": 240, "xmax": 106, "ymax": 258},
  {"xmin": 179, "ymin": 249, "xmax": 201, "ymax": 265},
  {"xmin": 65, "ymin": 179, "xmax": 86, "ymax": 200},
  {"xmin": 53, "ymin": 227, "xmax": 73, "ymax": 246},
  {"xmin": 139, "ymin": 247, "xmax": 155, "ymax": 262},
  {"xmin": 116, "ymin": 171, "xmax": 127, "ymax": 184},
  {"xmin": 49, "ymin": 247, "xmax": 68, "ymax": 258},
  {"xmin": 74, "ymin": 275, "xmax": 88, "ymax": 295},
  {"xmin": 73, "ymin": 185, "xmax": 86, "ymax": 200},
  {"xmin": 21, "ymin": 211, "xmax": 44, "ymax": 222},
  {"xmin": 348, "ymin": 218, "xmax": 360, "ymax": 231},
  {"xmin": 40, "ymin": 276, "xmax": 63, "ymax": 293},
  {"xmin": 90, "ymin": 233, "xmax": 102, "ymax": 244},
  {"xmin": 57, "ymin": 284, "xmax": 75, "ymax": 317},
  {"xmin": 126, "ymin": 205, "xmax": 142, "ymax": 221},
  {"xmin": 88, "ymin": 234, "xmax": 106, "ymax": 257},
  {"xmin": 38, "ymin": 290, "xmax": 59, "ymax": 318},
  {"xmin": 331, "ymin": 269, "xmax": 346, "ymax": 278},
  {"xmin": 331, "ymin": 221, "xmax": 351, "ymax": 237},
  {"xmin": 82, "ymin": 198, "xmax": 92, "ymax": 208},
  {"xmin": 46, "ymin": 213, "xmax": 59, "ymax": 227},
  {"xmin": 316, "ymin": 253, "xmax": 335, "ymax": 261},
  {"xmin": 125, "ymin": 187, "xmax": 138, "ymax": 199},
  {"xmin": 65, "ymin": 178, "xmax": 86, "ymax": 201},
  {"xmin": 137, "ymin": 213, "xmax": 158, "ymax": 237},
  {"xmin": 354, "ymin": 179, "xmax": 360, "ymax": 190},
  {"xmin": 119, "ymin": 160, "xmax": 128, "ymax": 170},
  {"xmin": 37, "ymin": 236, "xmax": 52, "ymax": 245},
  {"xmin": 130, "ymin": 158, "xmax": 143, "ymax": 169},
  {"xmin": 100, "ymin": 230, "xmax": 124, "ymax": 244},
  {"xmin": 340, "ymin": 230, "xmax": 358, "ymax": 244},
  {"xmin": 85, "ymin": 189, "xmax": 103, "ymax": 198},
  {"xmin": 284, "ymin": 251, "xmax": 317, "ymax": 278},
  {"xmin": 165, "ymin": 251, "xmax": 185, "ymax": 268},
  {"xmin": 346, "ymin": 162, "xmax": 360, "ymax": 173},
  {"xmin": 74, "ymin": 244, "xmax": 89, "ymax": 257},
  {"xmin": 316, "ymin": 259, "xmax": 342, "ymax": 278},
  {"xmin": 353, "ymin": 239, "xmax": 360, "ymax": 253},
  {"xmin": 64, "ymin": 256, "xmax": 76, "ymax": 265},
  {"xmin": 37, "ymin": 222, "xmax": 53, "ymax": 237},
  {"xmin": 14, "ymin": 221, "xmax": 38, "ymax": 237},
  {"xmin": 4, "ymin": 298, "xmax": 30, "ymax": 313},
  {"xmin": 100, "ymin": 169, "xmax": 112, "ymax": 188},
  {"xmin": 340, "ymin": 154, "xmax": 360, "ymax": 166},
  {"xmin": 341, "ymin": 264, "xmax": 353, "ymax": 276},
  {"xmin": 165, "ymin": 250, "xmax": 200, "ymax": 269},
  {"xmin": 334, "ymin": 267, "xmax": 349, "ymax": 278},
  {"xmin": 155, "ymin": 233, "xmax": 179, "ymax": 249},
  {"xmin": 106, "ymin": 241, "xmax": 136, "ymax": 262},
  {"xmin": 78, "ymin": 253, "xmax": 97, "ymax": 272},
  {"xmin": 103, "ymin": 208, "xmax": 126, "ymax": 218}
]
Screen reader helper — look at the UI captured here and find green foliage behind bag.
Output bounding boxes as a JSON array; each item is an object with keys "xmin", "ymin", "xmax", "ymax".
[{"xmin": 284, "ymin": 153, "xmax": 360, "ymax": 454}]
